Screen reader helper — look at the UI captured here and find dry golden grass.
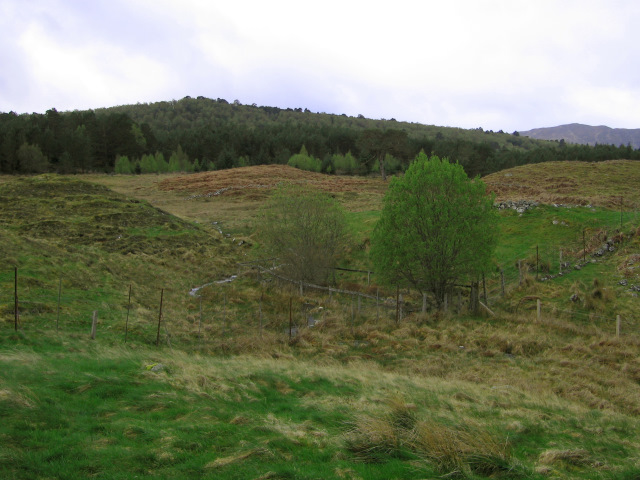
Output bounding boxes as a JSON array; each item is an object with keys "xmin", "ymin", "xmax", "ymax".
[
  {"xmin": 484, "ymin": 160, "xmax": 640, "ymax": 207},
  {"xmin": 157, "ymin": 165, "xmax": 386, "ymax": 200},
  {"xmin": 204, "ymin": 447, "xmax": 272, "ymax": 469},
  {"xmin": 84, "ymin": 166, "xmax": 387, "ymax": 235}
]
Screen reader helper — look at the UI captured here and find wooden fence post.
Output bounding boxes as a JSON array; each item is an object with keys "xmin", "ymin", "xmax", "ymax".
[
  {"xmin": 198, "ymin": 295, "xmax": 203, "ymax": 337},
  {"xmin": 259, "ymin": 292, "xmax": 263, "ymax": 338},
  {"xmin": 156, "ymin": 289, "xmax": 164, "ymax": 347},
  {"xmin": 289, "ymin": 297, "xmax": 293, "ymax": 340},
  {"xmin": 125, "ymin": 284, "xmax": 132, "ymax": 343},
  {"xmin": 536, "ymin": 299, "xmax": 541, "ymax": 322},
  {"xmin": 90, "ymin": 311, "xmax": 98, "ymax": 340},
  {"xmin": 14, "ymin": 267, "xmax": 18, "ymax": 332},
  {"xmin": 422, "ymin": 293, "xmax": 427, "ymax": 313},
  {"xmin": 482, "ymin": 272, "xmax": 487, "ymax": 304},
  {"xmin": 351, "ymin": 295, "xmax": 355, "ymax": 336},
  {"xmin": 56, "ymin": 277, "xmax": 62, "ymax": 333},
  {"xmin": 223, "ymin": 293, "xmax": 227, "ymax": 336},
  {"xmin": 620, "ymin": 195, "xmax": 623, "ymax": 230},
  {"xmin": 616, "ymin": 315, "xmax": 621, "ymax": 337}
]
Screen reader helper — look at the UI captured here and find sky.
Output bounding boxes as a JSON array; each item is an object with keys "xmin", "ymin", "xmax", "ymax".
[{"xmin": 1, "ymin": 0, "xmax": 639, "ymax": 132}]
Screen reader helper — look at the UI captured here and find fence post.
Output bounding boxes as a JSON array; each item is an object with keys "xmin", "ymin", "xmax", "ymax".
[
  {"xmin": 14, "ymin": 267, "xmax": 18, "ymax": 332},
  {"xmin": 289, "ymin": 297, "xmax": 293, "ymax": 340},
  {"xmin": 518, "ymin": 260, "xmax": 523, "ymax": 285},
  {"xmin": 616, "ymin": 314, "xmax": 621, "ymax": 337},
  {"xmin": 198, "ymin": 295, "xmax": 203, "ymax": 337},
  {"xmin": 90, "ymin": 311, "xmax": 98, "ymax": 340},
  {"xmin": 125, "ymin": 284, "xmax": 132, "ymax": 343},
  {"xmin": 223, "ymin": 293, "xmax": 227, "ymax": 336},
  {"xmin": 259, "ymin": 292, "xmax": 263, "ymax": 338},
  {"xmin": 56, "ymin": 277, "xmax": 62, "ymax": 333},
  {"xmin": 620, "ymin": 196, "xmax": 623, "ymax": 230},
  {"xmin": 395, "ymin": 285, "xmax": 400, "ymax": 325},
  {"xmin": 376, "ymin": 288, "xmax": 380, "ymax": 323},
  {"xmin": 351, "ymin": 295, "xmax": 355, "ymax": 336},
  {"xmin": 482, "ymin": 272, "xmax": 487, "ymax": 304},
  {"xmin": 156, "ymin": 289, "xmax": 164, "ymax": 347},
  {"xmin": 536, "ymin": 299, "xmax": 541, "ymax": 322}
]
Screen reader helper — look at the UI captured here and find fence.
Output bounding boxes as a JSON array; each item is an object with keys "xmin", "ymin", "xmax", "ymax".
[{"xmin": 2, "ymin": 207, "xmax": 638, "ymax": 346}]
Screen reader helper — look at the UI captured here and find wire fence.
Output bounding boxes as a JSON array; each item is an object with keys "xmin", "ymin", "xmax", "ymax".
[{"xmin": 2, "ymin": 209, "xmax": 638, "ymax": 346}]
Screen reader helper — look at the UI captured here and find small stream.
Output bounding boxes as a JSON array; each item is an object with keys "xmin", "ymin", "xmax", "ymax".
[{"xmin": 189, "ymin": 275, "xmax": 238, "ymax": 296}]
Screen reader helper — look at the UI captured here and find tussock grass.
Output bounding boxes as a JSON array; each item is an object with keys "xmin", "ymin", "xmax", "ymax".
[{"xmin": 1, "ymin": 164, "xmax": 639, "ymax": 478}]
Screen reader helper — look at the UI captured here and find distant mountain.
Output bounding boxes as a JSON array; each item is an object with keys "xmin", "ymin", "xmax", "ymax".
[{"xmin": 520, "ymin": 123, "xmax": 640, "ymax": 149}]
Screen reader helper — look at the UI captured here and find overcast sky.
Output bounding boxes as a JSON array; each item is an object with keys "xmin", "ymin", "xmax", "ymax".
[{"xmin": 1, "ymin": 0, "xmax": 639, "ymax": 132}]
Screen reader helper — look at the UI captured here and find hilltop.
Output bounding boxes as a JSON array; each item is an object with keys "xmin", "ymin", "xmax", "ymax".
[
  {"xmin": 4, "ymin": 96, "xmax": 640, "ymax": 178},
  {"xmin": 521, "ymin": 123, "xmax": 640, "ymax": 149},
  {"xmin": 484, "ymin": 159, "xmax": 640, "ymax": 207}
]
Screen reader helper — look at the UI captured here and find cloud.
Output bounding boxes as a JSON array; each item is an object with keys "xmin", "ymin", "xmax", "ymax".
[{"xmin": 1, "ymin": 0, "xmax": 639, "ymax": 130}]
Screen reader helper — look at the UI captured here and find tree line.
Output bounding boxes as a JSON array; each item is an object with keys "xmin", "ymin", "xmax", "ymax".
[{"xmin": 2, "ymin": 97, "xmax": 639, "ymax": 177}]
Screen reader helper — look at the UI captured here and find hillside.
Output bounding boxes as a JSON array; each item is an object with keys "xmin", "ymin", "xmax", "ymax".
[
  {"xmin": 1, "ymin": 163, "xmax": 640, "ymax": 479},
  {"xmin": 521, "ymin": 123, "xmax": 640, "ymax": 149},
  {"xmin": 484, "ymin": 159, "xmax": 640, "ymax": 207}
]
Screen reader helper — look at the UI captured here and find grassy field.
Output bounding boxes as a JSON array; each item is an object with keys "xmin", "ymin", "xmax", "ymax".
[{"xmin": 1, "ymin": 161, "xmax": 640, "ymax": 479}]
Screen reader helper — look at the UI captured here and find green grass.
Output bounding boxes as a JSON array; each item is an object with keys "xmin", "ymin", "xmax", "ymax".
[
  {"xmin": 0, "ymin": 168, "xmax": 640, "ymax": 478},
  {"xmin": 2, "ymin": 330, "xmax": 640, "ymax": 479}
]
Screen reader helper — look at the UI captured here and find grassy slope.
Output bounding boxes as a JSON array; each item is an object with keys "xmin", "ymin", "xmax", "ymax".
[{"xmin": 1, "ymin": 163, "xmax": 640, "ymax": 479}]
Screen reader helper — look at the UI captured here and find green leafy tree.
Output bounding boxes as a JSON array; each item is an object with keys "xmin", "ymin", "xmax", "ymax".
[
  {"xmin": 140, "ymin": 154, "xmax": 157, "ymax": 173},
  {"xmin": 258, "ymin": 184, "xmax": 348, "ymax": 285},
  {"xmin": 155, "ymin": 151, "xmax": 169, "ymax": 172},
  {"xmin": 287, "ymin": 144, "xmax": 321, "ymax": 172},
  {"xmin": 114, "ymin": 155, "xmax": 133, "ymax": 174},
  {"xmin": 370, "ymin": 153, "xmax": 498, "ymax": 307}
]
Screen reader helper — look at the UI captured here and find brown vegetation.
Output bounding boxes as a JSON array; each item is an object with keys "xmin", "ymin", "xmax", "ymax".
[{"xmin": 484, "ymin": 160, "xmax": 640, "ymax": 207}]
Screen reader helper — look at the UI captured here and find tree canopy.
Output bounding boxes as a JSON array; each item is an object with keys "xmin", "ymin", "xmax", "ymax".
[
  {"xmin": 370, "ymin": 152, "xmax": 498, "ymax": 307},
  {"xmin": 2, "ymin": 96, "xmax": 639, "ymax": 175}
]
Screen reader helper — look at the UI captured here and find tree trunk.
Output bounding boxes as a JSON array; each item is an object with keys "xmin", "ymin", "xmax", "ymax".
[{"xmin": 379, "ymin": 155, "xmax": 387, "ymax": 181}]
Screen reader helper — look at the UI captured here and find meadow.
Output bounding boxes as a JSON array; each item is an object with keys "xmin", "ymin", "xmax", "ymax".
[{"xmin": 1, "ymin": 161, "xmax": 640, "ymax": 479}]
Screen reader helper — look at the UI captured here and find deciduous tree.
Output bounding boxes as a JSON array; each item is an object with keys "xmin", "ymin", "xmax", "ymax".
[
  {"xmin": 258, "ymin": 184, "xmax": 348, "ymax": 285},
  {"xmin": 370, "ymin": 153, "xmax": 498, "ymax": 307}
]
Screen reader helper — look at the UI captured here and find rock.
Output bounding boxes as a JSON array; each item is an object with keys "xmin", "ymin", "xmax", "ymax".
[
  {"xmin": 570, "ymin": 294, "xmax": 580, "ymax": 302},
  {"xmin": 146, "ymin": 363, "xmax": 166, "ymax": 372}
]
